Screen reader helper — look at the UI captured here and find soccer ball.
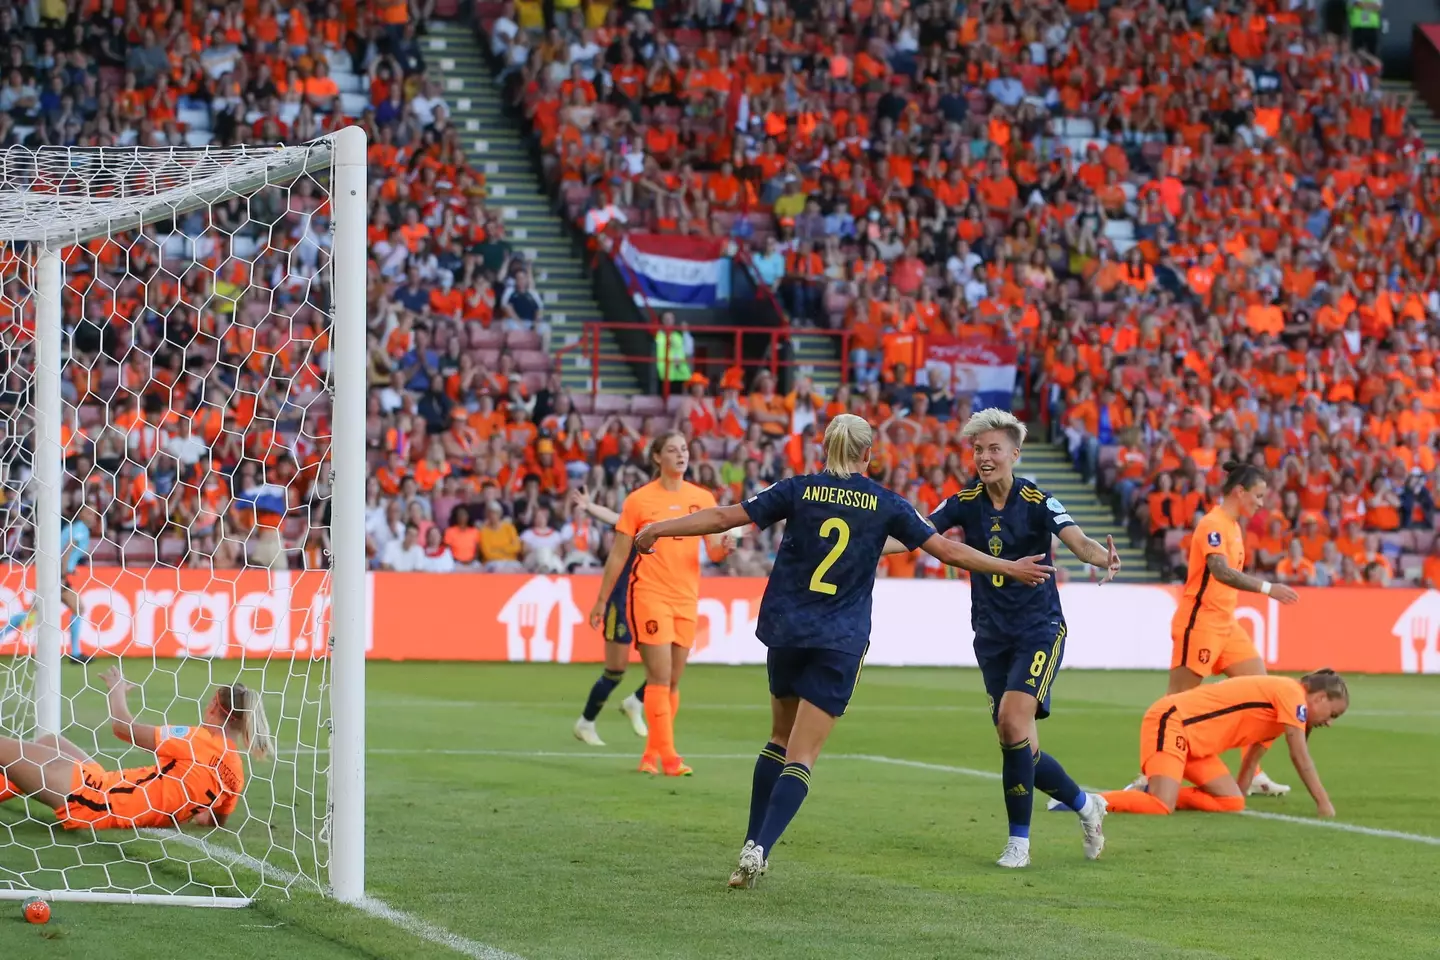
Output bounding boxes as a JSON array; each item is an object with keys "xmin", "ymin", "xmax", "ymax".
[{"xmin": 22, "ymin": 896, "xmax": 50, "ymax": 924}]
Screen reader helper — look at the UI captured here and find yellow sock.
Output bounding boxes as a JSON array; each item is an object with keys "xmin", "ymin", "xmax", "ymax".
[{"xmin": 643, "ymin": 683, "xmax": 676, "ymax": 762}]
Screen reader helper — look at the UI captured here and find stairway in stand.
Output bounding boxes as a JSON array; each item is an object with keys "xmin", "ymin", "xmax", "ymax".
[
  {"xmin": 1019, "ymin": 434, "xmax": 1158, "ymax": 584},
  {"xmin": 427, "ymin": 21, "xmax": 639, "ymax": 393}
]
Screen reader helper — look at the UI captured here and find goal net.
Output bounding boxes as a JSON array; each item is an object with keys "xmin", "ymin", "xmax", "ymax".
[{"xmin": 0, "ymin": 130, "xmax": 367, "ymax": 907}]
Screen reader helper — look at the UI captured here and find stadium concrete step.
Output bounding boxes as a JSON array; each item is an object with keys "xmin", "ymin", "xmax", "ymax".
[
  {"xmin": 428, "ymin": 22, "xmax": 640, "ymax": 394},
  {"xmin": 1019, "ymin": 439, "xmax": 1158, "ymax": 583},
  {"xmin": 1381, "ymin": 78, "xmax": 1440, "ymax": 153},
  {"xmin": 790, "ymin": 332, "xmax": 842, "ymax": 391}
]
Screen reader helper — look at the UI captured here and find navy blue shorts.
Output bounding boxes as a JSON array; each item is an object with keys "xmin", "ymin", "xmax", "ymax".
[
  {"xmin": 975, "ymin": 621, "xmax": 1067, "ymax": 724},
  {"xmin": 766, "ymin": 646, "xmax": 867, "ymax": 718},
  {"xmin": 602, "ymin": 561, "xmax": 635, "ymax": 645}
]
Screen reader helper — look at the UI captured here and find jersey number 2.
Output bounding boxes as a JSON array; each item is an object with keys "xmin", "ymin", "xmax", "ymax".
[{"xmin": 808, "ymin": 517, "xmax": 851, "ymax": 595}]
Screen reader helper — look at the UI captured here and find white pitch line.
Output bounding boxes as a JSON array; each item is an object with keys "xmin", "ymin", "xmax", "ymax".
[
  {"xmin": 846, "ymin": 755, "xmax": 1440, "ymax": 847},
  {"xmin": 149, "ymin": 831, "xmax": 525, "ymax": 960}
]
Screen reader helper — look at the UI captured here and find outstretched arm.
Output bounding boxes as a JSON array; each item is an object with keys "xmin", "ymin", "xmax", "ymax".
[
  {"xmin": 1284, "ymin": 725, "xmax": 1335, "ymax": 818},
  {"xmin": 1057, "ymin": 525, "xmax": 1122, "ymax": 584},
  {"xmin": 570, "ymin": 486, "xmax": 620, "ymax": 527},
  {"xmin": 918, "ymin": 534, "xmax": 1053, "ymax": 585},
  {"xmin": 100, "ymin": 666, "xmax": 159, "ymax": 750},
  {"xmin": 634, "ymin": 504, "xmax": 752, "ymax": 553},
  {"xmin": 1204, "ymin": 553, "xmax": 1300, "ymax": 604}
]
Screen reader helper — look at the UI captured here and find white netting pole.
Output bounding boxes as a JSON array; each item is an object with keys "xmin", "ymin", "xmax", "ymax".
[
  {"xmin": 328, "ymin": 124, "xmax": 368, "ymax": 904},
  {"xmin": 31, "ymin": 246, "xmax": 62, "ymax": 737}
]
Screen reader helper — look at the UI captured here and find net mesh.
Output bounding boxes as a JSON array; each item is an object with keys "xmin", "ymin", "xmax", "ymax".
[{"xmin": 0, "ymin": 139, "xmax": 344, "ymax": 901}]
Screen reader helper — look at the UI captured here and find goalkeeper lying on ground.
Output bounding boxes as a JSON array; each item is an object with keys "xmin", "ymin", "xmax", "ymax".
[{"xmin": 0, "ymin": 666, "xmax": 271, "ymax": 830}]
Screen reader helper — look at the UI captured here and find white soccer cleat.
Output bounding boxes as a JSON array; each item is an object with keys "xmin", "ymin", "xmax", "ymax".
[
  {"xmin": 1078, "ymin": 793, "xmax": 1107, "ymax": 860},
  {"xmin": 995, "ymin": 837, "xmax": 1031, "ymax": 869},
  {"xmin": 572, "ymin": 718, "xmax": 605, "ymax": 747},
  {"xmin": 1248, "ymin": 771, "xmax": 1291, "ymax": 796},
  {"xmin": 1124, "ymin": 773, "xmax": 1149, "ymax": 792},
  {"xmin": 1046, "ymin": 797, "xmax": 1068, "ymax": 812},
  {"xmin": 620, "ymin": 694, "xmax": 648, "ymax": 737},
  {"xmin": 728, "ymin": 840, "xmax": 766, "ymax": 889}
]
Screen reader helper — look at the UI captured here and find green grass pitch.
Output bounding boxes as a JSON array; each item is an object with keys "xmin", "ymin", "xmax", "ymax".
[{"xmin": 2, "ymin": 662, "xmax": 1438, "ymax": 959}]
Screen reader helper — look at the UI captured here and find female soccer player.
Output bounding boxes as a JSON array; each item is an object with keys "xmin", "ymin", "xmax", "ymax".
[
  {"xmin": 0, "ymin": 666, "xmax": 270, "ymax": 830},
  {"xmin": 920, "ymin": 409, "xmax": 1121, "ymax": 868},
  {"xmin": 570, "ymin": 485, "xmax": 648, "ymax": 746},
  {"xmin": 1099, "ymin": 671, "xmax": 1346, "ymax": 818},
  {"xmin": 1165, "ymin": 461, "xmax": 1301, "ymax": 796},
  {"xmin": 632, "ymin": 414, "xmax": 1054, "ymax": 888},
  {"xmin": 586, "ymin": 432, "xmax": 732, "ymax": 777}
]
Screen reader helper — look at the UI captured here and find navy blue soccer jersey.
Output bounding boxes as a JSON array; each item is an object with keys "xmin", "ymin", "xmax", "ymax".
[
  {"xmin": 742, "ymin": 473, "xmax": 935, "ymax": 656},
  {"xmin": 928, "ymin": 478, "xmax": 1074, "ymax": 641}
]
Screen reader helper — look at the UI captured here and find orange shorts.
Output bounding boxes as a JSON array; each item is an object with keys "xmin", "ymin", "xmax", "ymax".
[
  {"xmin": 56, "ymin": 762, "xmax": 165, "ymax": 831},
  {"xmin": 1137, "ymin": 700, "xmax": 1232, "ymax": 785},
  {"xmin": 628, "ymin": 598, "xmax": 696, "ymax": 648},
  {"xmin": 1171, "ymin": 616, "xmax": 1258, "ymax": 676}
]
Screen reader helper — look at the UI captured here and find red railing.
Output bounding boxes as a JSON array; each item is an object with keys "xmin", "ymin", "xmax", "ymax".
[{"xmin": 580, "ymin": 321, "xmax": 869, "ymax": 400}]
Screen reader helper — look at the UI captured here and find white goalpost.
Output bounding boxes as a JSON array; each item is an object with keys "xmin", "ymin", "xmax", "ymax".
[{"xmin": 0, "ymin": 127, "xmax": 366, "ymax": 907}]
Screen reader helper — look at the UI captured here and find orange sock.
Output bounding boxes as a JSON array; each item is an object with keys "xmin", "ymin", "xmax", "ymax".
[
  {"xmin": 643, "ymin": 683, "xmax": 676, "ymax": 762},
  {"xmin": 669, "ymin": 688, "xmax": 681, "ymax": 721},
  {"xmin": 1176, "ymin": 788, "xmax": 1245, "ymax": 813},
  {"xmin": 1100, "ymin": 790, "xmax": 1172, "ymax": 814},
  {"xmin": 0, "ymin": 773, "xmax": 16, "ymax": 804}
]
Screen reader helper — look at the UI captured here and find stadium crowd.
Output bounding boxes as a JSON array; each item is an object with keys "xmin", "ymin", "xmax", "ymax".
[
  {"xmin": 9, "ymin": 0, "xmax": 1440, "ymax": 588},
  {"xmin": 488, "ymin": 0, "xmax": 1440, "ymax": 587}
]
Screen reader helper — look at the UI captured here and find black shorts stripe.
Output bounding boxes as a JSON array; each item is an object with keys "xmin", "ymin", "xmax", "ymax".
[
  {"xmin": 1155, "ymin": 705, "xmax": 1179, "ymax": 753},
  {"xmin": 106, "ymin": 760, "xmax": 177, "ymax": 796},
  {"xmin": 1181, "ymin": 701, "xmax": 1272, "ymax": 726},
  {"xmin": 65, "ymin": 792, "xmax": 110, "ymax": 813},
  {"xmin": 1180, "ymin": 567, "xmax": 1211, "ymax": 664}
]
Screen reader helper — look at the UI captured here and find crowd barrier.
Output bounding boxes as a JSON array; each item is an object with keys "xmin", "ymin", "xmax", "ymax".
[{"xmin": 0, "ymin": 569, "xmax": 1435, "ymax": 674}]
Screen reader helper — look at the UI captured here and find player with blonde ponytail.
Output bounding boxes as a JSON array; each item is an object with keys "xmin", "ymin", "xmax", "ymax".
[{"xmin": 0, "ymin": 666, "xmax": 268, "ymax": 830}]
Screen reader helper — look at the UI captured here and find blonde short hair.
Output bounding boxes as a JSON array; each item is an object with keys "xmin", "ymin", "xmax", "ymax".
[
  {"xmin": 823, "ymin": 414, "xmax": 873, "ymax": 478},
  {"xmin": 961, "ymin": 409, "xmax": 1027, "ymax": 447}
]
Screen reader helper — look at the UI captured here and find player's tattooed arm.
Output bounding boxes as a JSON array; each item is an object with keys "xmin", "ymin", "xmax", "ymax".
[
  {"xmin": 634, "ymin": 504, "xmax": 751, "ymax": 553},
  {"xmin": 1205, "ymin": 554, "xmax": 1300, "ymax": 603},
  {"xmin": 881, "ymin": 536, "xmax": 910, "ymax": 556}
]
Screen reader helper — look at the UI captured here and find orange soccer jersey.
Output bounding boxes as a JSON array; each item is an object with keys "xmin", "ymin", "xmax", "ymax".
[
  {"xmin": 1171, "ymin": 507, "xmax": 1258, "ymax": 674},
  {"xmin": 1139, "ymin": 675, "xmax": 1308, "ymax": 783},
  {"xmin": 615, "ymin": 479, "xmax": 718, "ymax": 626},
  {"xmin": 58, "ymin": 726, "xmax": 245, "ymax": 831}
]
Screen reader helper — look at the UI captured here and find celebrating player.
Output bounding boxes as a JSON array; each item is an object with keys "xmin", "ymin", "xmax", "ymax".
[
  {"xmin": 570, "ymin": 486, "xmax": 648, "ymax": 746},
  {"xmin": 0, "ymin": 666, "xmax": 271, "ymax": 830},
  {"xmin": 631, "ymin": 413, "xmax": 1054, "ymax": 888},
  {"xmin": 923, "ymin": 409, "xmax": 1119, "ymax": 868},
  {"xmin": 586, "ymin": 432, "xmax": 732, "ymax": 777},
  {"xmin": 1167, "ymin": 461, "xmax": 1300, "ymax": 796},
  {"xmin": 1, "ymin": 504, "xmax": 95, "ymax": 664},
  {"xmin": 1099, "ymin": 671, "xmax": 1346, "ymax": 817}
]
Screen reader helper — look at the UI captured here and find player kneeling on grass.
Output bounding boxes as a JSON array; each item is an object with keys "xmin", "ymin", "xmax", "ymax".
[
  {"xmin": 0, "ymin": 666, "xmax": 271, "ymax": 830},
  {"xmin": 1100, "ymin": 672, "xmax": 1346, "ymax": 818}
]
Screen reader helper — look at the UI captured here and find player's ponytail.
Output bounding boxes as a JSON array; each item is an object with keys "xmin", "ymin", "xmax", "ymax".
[
  {"xmin": 1300, "ymin": 668, "xmax": 1349, "ymax": 703},
  {"xmin": 219, "ymin": 683, "xmax": 274, "ymax": 761},
  {"xmin": 1220, "ymin": 460, "xmax": 1267, "ymax": 494},
  {"xmin": 823, "ymin": 414, "xmax": 873, "ymax": 478}
]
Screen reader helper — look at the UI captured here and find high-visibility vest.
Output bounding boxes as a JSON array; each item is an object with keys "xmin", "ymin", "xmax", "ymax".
[
  {"xmin": 1349, "ymin": 1, "xmax": 1379, "ymax": 29},
  {"xmin": 654, "ymin": 330, "xmax": 690, "ymax": 382}
]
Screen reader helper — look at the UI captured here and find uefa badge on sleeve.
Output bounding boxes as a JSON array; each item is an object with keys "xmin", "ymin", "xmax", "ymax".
[
  {"xmin": 1297, "ymin": 704, "xmax": 1308, "ymax": 724},
  {"xmin": 1207, "ymin": 531, "xmax": 1222, "ymax": 547}
]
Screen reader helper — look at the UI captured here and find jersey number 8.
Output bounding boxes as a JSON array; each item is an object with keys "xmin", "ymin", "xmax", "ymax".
[{"xmin": 808, "ymin": 517, "xmax": 851, "ymax": 595}]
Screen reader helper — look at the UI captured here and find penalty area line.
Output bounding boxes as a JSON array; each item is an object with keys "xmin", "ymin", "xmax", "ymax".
[
  {"xmin": 403, "ymin": 750, "xmax": 1440, "ymax": 849},
  {"xmin": 849, "ymin": 755, "xmax": 1440, "ymax": 848},
  {"xmin": 147, "ymin": 831, "xmax": 526, "ymax": 960}
]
